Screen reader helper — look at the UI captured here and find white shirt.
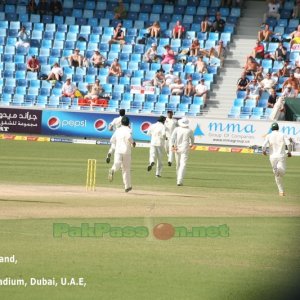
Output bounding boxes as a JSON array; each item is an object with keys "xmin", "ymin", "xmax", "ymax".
[
  {"xmin": 171, "ymin": 126, "xmax": 194, "ymax": 153},
  {"xmin": 147, "ymin": 121, "xmax": 166, "ymax": 147},
  {"xmin": 110, "ymin": 125, "xmax": 133, "ymax": 155},
  {"xmin": 165, "ymin": 117, "xmax": 177, "ymax": 138},
  {"xmin": 195, "ymin": 83, "xmax": 208, "ymax": 94},
  {"xmin": 260, "ymin": 78, "xmax": 276, "ymax": 89},
  {"xmin": 268, "ymin": 3, "xmax": 280, "ymax": 13},
  {"xmin": 109, "ymin": 116, "xmax": 123, "ymax": 131},
  {"xmin": 52, "ymin": 66, "xmax": 63, "ymax": 76},
  {"xmin": 165, "ymin": 74, "xmax": 178, "ymax": 86},
  {"xmin": 62, "ymin": 82, "xmax": 76, "ymax": 94},
  {"xmin": 262, "ymin": 130, "xmax": 291, "ymax": 159}
]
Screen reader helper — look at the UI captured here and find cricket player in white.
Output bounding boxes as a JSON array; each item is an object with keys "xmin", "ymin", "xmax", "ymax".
[
  {"xmin": 147, "ymin": 116, "xmax": 166, "ymax": 177},
  {"xmin": 164, "ymin": 110, "xmax": 177, "ymax": 166},
  {"xmin": 106, "ymin": 109, "xmax": 126, "ymax": 163},
  {"xmin": 108, "ymin": 116, "xmax": 135, "ymax": 192},
  {"xmin": 262, "ymin": 122, "xmax": 292, "ymax": 196},
  {"xmin": 171, "ymin": 117, "xmax": 194, "ymax": 186}
]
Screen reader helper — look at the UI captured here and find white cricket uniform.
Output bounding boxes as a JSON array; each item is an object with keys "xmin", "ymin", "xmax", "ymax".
[
  {"xmin": 164, "ymin": 117, "xmax": 177, "ymax": 163},
  {"xmin": 108, "ymin": 116, "xmax": 123, "ymax": 155},
  {"xmin": 110, "ymin": 125, "xmax": 133, "ymax": 190},
  {"xmin": 262, "ymin": 130, "xmax": 291, "ymax": 194},
  {"xmin": 171, "ymin": 126, "xmax": 194, "ymax": 185},
  {"xmin": 147, "ymin": 122, "xmax": 166, "ymax": 176}
]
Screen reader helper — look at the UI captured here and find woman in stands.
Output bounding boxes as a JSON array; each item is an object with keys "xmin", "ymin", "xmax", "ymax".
[
  {"xmin": 161, "ymin": 45, "xmax": 176, "ymax": 65},
  {"xmin": 184, "ymin": 79, "xmax": 195, "ymax": 97},
  {"xmin": 153, "ymin": 70, "xmax": 166, "ymax": 88},
  {"xmin": 290, "ymin": 25, "xmax": 300, "ymax": 48},
  {"xmin": 190, "ymin": 39, "xmax": 200, "ymax": 56},
  {"xmin": 47, "ymin": 62, "xmax": 63, "ymax": 81},
  {"xmin": 109, "ymin": 23, "xmax": 125, "ymax": 45},
  {"xmin": 201, "ymin": 16, "xmax": 212, "ymax": 33},
  {"xmin": 147, "ymin": 22, "xmax": 161, "ymax": 38},
  {"xmin": 143, "ymin": 43, "xmax": 159, "ymax": 63},
  {"xmin": 172, "ymin": 21, "xmax": 185, "ymax": 39}
]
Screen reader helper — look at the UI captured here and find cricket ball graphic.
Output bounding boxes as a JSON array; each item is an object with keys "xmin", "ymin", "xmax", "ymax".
[{"xmin": 152, "ymin": 223, "xmax": 175, "ymax": 240}]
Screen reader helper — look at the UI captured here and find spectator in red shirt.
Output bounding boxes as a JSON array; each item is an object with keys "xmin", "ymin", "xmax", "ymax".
[
  {"xmin": 252, "ymin": 40, "xmax": 265, "ymax": 59},
  {"xmin": 172, "ymin": 21, "xmax": 185, "ymax": 39},
  {"xmin": 27, "ymin": 55, "xmax": 40, "ymax": 72}
]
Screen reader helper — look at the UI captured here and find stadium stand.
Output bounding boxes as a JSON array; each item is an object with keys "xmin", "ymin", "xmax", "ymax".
[{"xmin": 0, "ymin": 0, "xmax": 243, "ymax": 116}]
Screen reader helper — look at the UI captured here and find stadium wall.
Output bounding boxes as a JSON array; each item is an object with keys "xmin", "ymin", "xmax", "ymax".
[{"xmin": 0, "ymin": 107, "xmax": 299, "ymax": 147}]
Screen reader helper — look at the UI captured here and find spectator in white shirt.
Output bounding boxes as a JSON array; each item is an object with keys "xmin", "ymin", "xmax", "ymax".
[
  {"xmin": 61, "ymin": 78, "xmax": 77, "ymax": 98},
  {"xmin": 260, "ymin": 73, "xmax": 277, "ymax": 93},
  {"xmin": 165, "ymin": 69, "xmax": 178, "ymax": 86},
  {"xmin": 195, "ymin": 78, "xmax": 209, "ymax": 107},
  {"xmin": 47, "ymin": 62, "xmax": 63, "ymax": 81},
  {"xmin": 263, "ymin": 0, "xmax": 280, "ymax": 23}
]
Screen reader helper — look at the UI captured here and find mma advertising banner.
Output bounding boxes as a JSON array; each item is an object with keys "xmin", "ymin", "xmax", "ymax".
[
  {"xmin": 188, "ymin": 118, "xmax": 300, "ymax": 147},
  {"xmin": 41, "ymin": 110, "xmax": 159, "ymax": 141},
  {"xmin": 0, "ymin": 107, "xmax": 42, "ymax": 134}
]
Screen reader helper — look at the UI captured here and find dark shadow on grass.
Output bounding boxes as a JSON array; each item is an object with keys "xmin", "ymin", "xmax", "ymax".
[{"xmin": 0, "ymin": 199, "xmax": 63, "ymax": 204}]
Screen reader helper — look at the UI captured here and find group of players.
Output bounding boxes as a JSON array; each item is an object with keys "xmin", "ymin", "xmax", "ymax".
[
  {"xmin": 104, "ymin": 109, "xmax": 292, "ymax": 196},
  {"xmin": 105, "ymin": 109, "xmax": 194, "ymax": 192}
]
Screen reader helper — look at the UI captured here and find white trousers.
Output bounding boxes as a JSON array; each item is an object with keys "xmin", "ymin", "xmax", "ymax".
[
  {"xmin": 270, "ymin": 157, "xmax": 286, "ymax": 193},
  {"xmin": 112, "ymin": 153, "xmax": 131, "ymax": 189},
  {"xmin": 175, "ymin": 151, "xmax": 189, "ymax": 185},
  {"xmin": 165, "ymin": 138, "xmax": 174, "ymax": 163},
  {"xmin": 149, "ymin": 145, "xmax": 164, "ymax": 176}
]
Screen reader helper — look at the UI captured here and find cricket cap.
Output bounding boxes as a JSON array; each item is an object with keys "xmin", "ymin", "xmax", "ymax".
[
  {"xmin": 271, "ymin": 122, "xmax": 279, "ymax": 131},
  {"xmin": 121, "ymin": 116, "xmax": 130, "ymax": 126}
]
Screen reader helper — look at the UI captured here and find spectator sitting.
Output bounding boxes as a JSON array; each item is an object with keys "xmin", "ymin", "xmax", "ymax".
[
  {"xmin": 212, "ymin": 12, "xmax": 226, "ymax": 33},
  {"xmin": 294, "ymin": 67, "xmax": 300, "ymax": 83},
  {"xmin": 109, "ymin": 23, "xmax": 125, "ymax": 45},
  {"xmin": 271, "ymin": 41, "xmax": 287, "ymax": 61},
  {"xmin": 114, "ymin": 0, "xmax": 127, "ymax": 19},
  {"xmin": 184, "ymin": 79, "xmax": 195, "ymax": 97},
  {"xmin": 27, "ymin": 0, "xmax": 37, "ymax": 14},
  {"xmin": 293, "ymin": 0, "xmax": 300, "ymax": 18},
  {"xmin": 244, "ymin": 56, "xmax": 260, "ymax": 75},
  {"xmin": 209, "ymin": 40, "xmax": 226, "ymax": 67},
  {"xmin": 61, "ymin": 78, "xmax": 77, "ymax": 99},
  {"xmin": 194, "ymin": 56, "xmax": 208, "ymax": 74},
  {"xmin": 263, "ymin": 0, "xmax": 280, "ymax": 23},
  {"xmin": 282, "ymin": 73, "xmax": 299, "ymax": 96},
  {"xmin": 50, "ymin": 0, "xmax": 62, "ymax": 15},
  {"xmin": 252, "ymin": 40, "xmax": 265, "ymax": 59},
  {"xmin": 84, "ymin": 79, "xmax": 105, "ymax": 106},
  {"xmin": 267, "ymin": 89, "xmax": 278, "ymax": 108},
  {"xmin": 143, "ymin": 43, "xmax": 159, "ymax": 63},
  {"xmin": 90, "ymin": 50, "xmax": 106, "ymax": 68},
  {"xmin": 282, "ymin": 84, "xmax": 296, "ymax": 98},
  {"xmin": 15, "ymin": 26, "xmax": 30, "ymax": 49},
  {"xmin": 170, "ymin": 78, "xmax": 184, "ymax": 95},
  {"xmin": 201, "ymin": 15, "xmax": 212, "ymax": 33},
  {"xmin": 260, "ymin": 72, "xmax": 277, "ymax": 93},
  {"xmin": 172, "ymin": 21, "xmax": 185, "ymax": 39},
  {"xmin": 109, "ymin": 58, "xmax": 122, "ymax": 76},
  {"xmin": 165, "ymin": 69, "xmax": 178, "ymax": 86},
  {"xmin": 244, "ymin": 78, "xmax": 262, "ymax": 105},
  {"xmin": 69, "ymin": 49, "xmax": 85, "ymax": 68},
  {"xmin": 47, "ymin": 62, "xmax": 63, "ymax": 81},
  {"xmin": 147, "ymin": 22, "xmax": 161, "ymax": 38},
  {"xmin": 258, "ymin": 24, "xmax": 274, "ymax": 42},
  {"xmin": 236, "ymin": 72, "xmax": 250, "ymax": 92},
  {"xmin": 290, "ymin": 25, "xmax": 300, "ymax": 48},
  {"xmin": 190, "ymin": 39, "xmax": 200, "ymax": 56},
  {"xmin": 153, "ymin": 69, "xmax": 166, "ymax": 88},
  {"xmin": 254, "ymin": 65, "xmax": 264, "ymax": 82},
  {"xmin": 277, "ymin": 60, "xmax": 292, "ymax": 77},
  {"xmin": 195, "ymin": 78, "xmax": 208, "ymax": 107},
  {"xmin": 37, "ymin": 0, "xmax": 49, "ymax": 16},
  {"xmin": 27, "ymin": 55, "xmax": 40, "ymax": 72},
  {"xmin": 161, "ymin": 45, "xmax": 176, "ymax": 65}
]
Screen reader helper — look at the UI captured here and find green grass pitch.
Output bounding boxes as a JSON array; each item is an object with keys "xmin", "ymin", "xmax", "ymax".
[{"xmin": 0, "ymin": 140, "xmax": 299, "ymax": 300}]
